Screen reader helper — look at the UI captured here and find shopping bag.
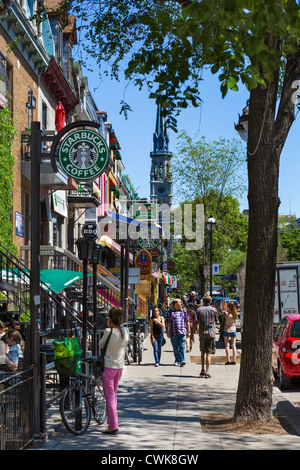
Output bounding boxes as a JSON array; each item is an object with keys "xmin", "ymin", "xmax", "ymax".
[
  {"xmin": 54, "ymin": 354, "xmax": 82, "ymax": 376},
  {"xmin": 53, "ymin": 337, "xmax": 82, "ymax": 375}
]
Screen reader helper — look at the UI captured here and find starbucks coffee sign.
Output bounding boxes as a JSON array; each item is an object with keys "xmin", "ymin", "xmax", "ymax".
[{"xmin": 58, "ymin": 129, "xmax": 109, "ymax": 181}]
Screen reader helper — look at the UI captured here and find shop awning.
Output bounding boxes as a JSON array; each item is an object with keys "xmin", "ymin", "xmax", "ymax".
[
  {"xmin": 99, "ymin": 235, "xmax": 134, "ymax": 265},
  {"xmin": 163, "ymin": 272, "xmax": 172, "ymax": 285},
  {"xmin": 40, "ymin": 269, "xmax": 92, "ymax": 294},
  {"xmin": 108, "ymin": 210, "xmax": 162, "ymax": 233}
]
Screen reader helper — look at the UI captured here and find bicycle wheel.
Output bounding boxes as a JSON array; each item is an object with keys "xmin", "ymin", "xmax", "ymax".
[
  {"xmin": 90, "ymin": 379, "xmax": 107, "ymax": 425},
  {"xmin": 60, "ymin": 384, "xmax": 91, "ymax": 435}
]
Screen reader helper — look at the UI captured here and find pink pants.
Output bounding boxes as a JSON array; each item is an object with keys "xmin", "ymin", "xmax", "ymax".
[{"xmin": 102, "ymin": 367, "xmax": 123, "ymax": 430}]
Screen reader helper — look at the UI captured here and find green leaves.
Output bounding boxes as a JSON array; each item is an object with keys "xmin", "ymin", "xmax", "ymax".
[{"xmin": 66, "ymin": 0, "xmax": 300, "ymax": 125}]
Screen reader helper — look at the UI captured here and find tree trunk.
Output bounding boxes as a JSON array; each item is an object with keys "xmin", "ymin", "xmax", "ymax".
[{"xmin": 234, "ymin": 79, "xmax": 280, "ymax": 421}]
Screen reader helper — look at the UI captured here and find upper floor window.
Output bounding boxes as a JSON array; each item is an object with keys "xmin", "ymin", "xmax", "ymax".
[{"xmin": 42, "ymin": 101, "xmax": 47, "ymax": 130}]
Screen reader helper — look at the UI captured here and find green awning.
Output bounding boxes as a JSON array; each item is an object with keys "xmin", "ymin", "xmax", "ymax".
[{"xmin": 40, "ymin": 269, "xmax": 92, "ymax": 294}]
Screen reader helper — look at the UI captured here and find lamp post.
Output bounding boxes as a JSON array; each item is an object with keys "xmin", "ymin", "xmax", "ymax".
[
  {"xmin": 206, "ymin": 215, "xmax": 216, "ymax": 296},
  {"xmin": 76, "ymin": 237, "xmax": 94, "ymax": 359},
  {"xmin": 90, "ymin": 243, "xmax": 104, "ymax": 355}
]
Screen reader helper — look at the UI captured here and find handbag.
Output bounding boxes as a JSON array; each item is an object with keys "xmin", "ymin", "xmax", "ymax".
[
  {"xmin": 99, "ymin": 328, "xmax": 112, "ymax": 373},
  {"xmin": 162, "ymin": 336, "xmax": 166, "ymax": 346}
]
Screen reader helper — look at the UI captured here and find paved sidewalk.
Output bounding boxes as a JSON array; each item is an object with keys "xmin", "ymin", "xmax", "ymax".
[{"xmin": 36, "ymin": 334, "xmax": 300, "ymax": 451}]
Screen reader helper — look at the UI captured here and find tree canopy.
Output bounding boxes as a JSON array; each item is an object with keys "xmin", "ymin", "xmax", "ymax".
[{"xmin": 64, "ymin": 0, "xmax": 300, "ymax": 130}]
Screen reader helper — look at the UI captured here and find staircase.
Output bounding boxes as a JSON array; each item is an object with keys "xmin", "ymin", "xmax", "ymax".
[{"xmin": 0, "ymin": 243, "xmax": 87, "ymax": 343}]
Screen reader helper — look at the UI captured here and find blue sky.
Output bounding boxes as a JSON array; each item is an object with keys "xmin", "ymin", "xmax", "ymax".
[{"xmin": 83, "ymin": 66, "xmax": 300, "ymax": 218}]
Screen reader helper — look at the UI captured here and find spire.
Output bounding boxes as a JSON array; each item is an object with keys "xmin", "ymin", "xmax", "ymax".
[{"xmin": 153, "ymin": 103, "xmax": 169, "ymax": 153}]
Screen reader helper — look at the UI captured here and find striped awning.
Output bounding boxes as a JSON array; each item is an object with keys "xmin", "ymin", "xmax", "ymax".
[{"xmin": 163, "ymin": 272, "xmax": 172, "ymax": 285}]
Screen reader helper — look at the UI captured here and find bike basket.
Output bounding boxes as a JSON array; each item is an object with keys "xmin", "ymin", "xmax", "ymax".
[
  {"xmin": 52, "ymin": 337, "xmax": 81, "ymax": 359},
  {"xmin": 54, "ymin": 354, "xmax": 82, "ymax": 376}
]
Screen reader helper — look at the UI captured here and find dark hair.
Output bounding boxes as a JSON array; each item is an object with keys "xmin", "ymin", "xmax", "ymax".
[
  {"xmin": 7, "ymin": 329, "xmax": 22, "ymax": 344},
  {"xmin": 108, "ymin": 307, "xmax": 124, "ymax": 339},
  {"xmin": 203, "ymin": 296, "xmax": 212, "ymax": 306},
  {"xmin": 6, "ymin": 319, "xmax": 20, "ymax": 329},
  {"xmin": 151, "ymin": 306, "xmax": 160, "ymax": 318}
]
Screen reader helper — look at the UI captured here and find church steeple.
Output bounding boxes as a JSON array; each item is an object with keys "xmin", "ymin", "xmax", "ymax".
[
  {"xmin": 150, "ymin": 103, "xmax": 173, "ymax": 208},
  {"xmin": 153, "ymin": 104, "xmax": 169, "ymax": 153}
]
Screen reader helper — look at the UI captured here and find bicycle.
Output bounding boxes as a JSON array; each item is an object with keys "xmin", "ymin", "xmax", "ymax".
[
  {"xmin": 124, "ymin": 321, "xmax": 144, "ymax": 365},
  {"xmin": 59, "ymin": 356, "xmax": 106, "ymax": 435}
]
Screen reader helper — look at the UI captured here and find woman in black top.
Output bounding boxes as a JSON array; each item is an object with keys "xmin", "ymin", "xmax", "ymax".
[{"xmin": 150, "ymin": 307, "xmax": 165, "ymax": 367}]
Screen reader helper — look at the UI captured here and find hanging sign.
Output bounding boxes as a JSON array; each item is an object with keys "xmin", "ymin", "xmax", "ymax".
[
  {"xmin": 82, "ymin": 222, "xmax": 98, "ymax": 240},
  {"xmin": 58, "ymin": 129, "xmax": 109, "ymax": 181},
  {"xmin": 135, "ymin": 249, "xmax": 152, "ymax": 276}
]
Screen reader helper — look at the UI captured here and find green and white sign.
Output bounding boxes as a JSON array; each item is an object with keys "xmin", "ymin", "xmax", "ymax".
[{"xmin": 58, "ymin": 129, "xmax": 109, "ymax": 181}]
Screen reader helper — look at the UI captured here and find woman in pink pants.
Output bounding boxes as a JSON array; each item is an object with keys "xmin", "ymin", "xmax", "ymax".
[{"xmin": 99, "ymin": 307, "xmax": 129, "ymax": 435}]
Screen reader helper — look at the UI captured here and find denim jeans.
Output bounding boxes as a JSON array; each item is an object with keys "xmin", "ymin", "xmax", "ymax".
[
  {"xmin": 152, "ymin": 335, "xmax": 164, "ymax": 364},
  {"xmin": 170, "ymin": 334, "xmax": 186, "ymax": 363}
]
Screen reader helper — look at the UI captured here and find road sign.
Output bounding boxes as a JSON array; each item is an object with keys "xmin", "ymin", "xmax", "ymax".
[
  {"xmin": 204, "ymin": 265, "xmax": 210, "ymax": 276},
  {"xmin": 58, "ymin": 129, "xmax": 109, "ymax": 181},
  {"xmin": 128, "ymin": 267, "xmax": 140, "ymax": 284},
  {"xmin": 212, "ymin": 264, "xmax": 219, "ymax": 275},
  {"xmin": 82, "ymin": 222, "xmax": 98, "ymax": 240}
]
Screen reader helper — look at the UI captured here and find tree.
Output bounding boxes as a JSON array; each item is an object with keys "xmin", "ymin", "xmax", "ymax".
[
  {"xmin": 62, "ymin": 0, "xmax": 300, "ymax": 422},
  {"xmin": 172, "ymin": 190, "xmax": 248, "ymax": 296},
  {"xmin": 173, "ymin": 131, "xmax": 246, "ymax": 205},
  {"xmin": 281, "ymin": 228, "xmax": 300, "ymax": 261}
]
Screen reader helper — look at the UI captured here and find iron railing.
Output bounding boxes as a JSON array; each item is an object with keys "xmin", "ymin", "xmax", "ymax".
[{"xmin": 0, "ymin": 367, "xmax": 34, "ymax": 450}]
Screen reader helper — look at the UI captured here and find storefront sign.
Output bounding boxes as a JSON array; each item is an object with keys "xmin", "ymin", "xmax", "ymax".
[
  {"xmin": 52, "ymin": 190, "xmax": 68, "ymax": 218},
  {"xmin": 58, "ymin": 129, "xmax": 109, "ymax": 181},
  {"xmin": 135, "ymin": 249, "xmax": 152, "ymax": 276}
]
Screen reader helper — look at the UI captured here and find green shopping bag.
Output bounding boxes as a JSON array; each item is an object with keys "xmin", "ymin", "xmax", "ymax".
[
  {"xmin": 54, "ymin": 354, "xmax": 82, "ymax": 376},
  {"xmin": 53, "ymin": 337, "xmax": 82, "ymax": 375},
  {"xmin": 53, "ymin": 337, "xmax": 81, "ymax": 359}
]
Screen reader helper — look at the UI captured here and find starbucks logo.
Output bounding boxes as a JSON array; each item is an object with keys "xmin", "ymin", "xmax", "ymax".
[{"xmin": 58, "ymin": 129, "xmax": 109, "ymax": 181}]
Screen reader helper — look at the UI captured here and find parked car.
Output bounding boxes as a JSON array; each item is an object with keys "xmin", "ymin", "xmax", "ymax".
[
  {"xmin": 213, "ymin": 297, "xmax": 240, "ymax": 313},
  {"xmin": 272, "ymin": 314, "xmax": 300, "ymax": 389}
]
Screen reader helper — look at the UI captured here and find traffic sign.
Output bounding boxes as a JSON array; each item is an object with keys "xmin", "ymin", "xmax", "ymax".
[{"xmin": 212, "ymin": 264, "xmax": 219, "ymax": 274}]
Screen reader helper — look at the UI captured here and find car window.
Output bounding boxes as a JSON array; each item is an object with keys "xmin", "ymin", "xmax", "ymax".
[
  {"xmin": 290, "ymin": 321, "xmax": 300, "ymax": 338},
  {"xmin": 274, "ymin": 318, "xmax": 287, "ymax": 337}
]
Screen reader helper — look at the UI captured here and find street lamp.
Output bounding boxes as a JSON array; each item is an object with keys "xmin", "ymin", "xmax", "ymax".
[
  {"xmin": 76, "ymin": 237, "xmax": 94, "ymax": 359},
  {"xmin": 234, "ymin": 101, "xmax": 249, "ymax": 142},
  {"xmin": 90, "ymin": 243, "xmax": 104, "ymax": 355},
  {"xmin": 206, "ymin": 215, "xmax": 216, "ymax": 297}
]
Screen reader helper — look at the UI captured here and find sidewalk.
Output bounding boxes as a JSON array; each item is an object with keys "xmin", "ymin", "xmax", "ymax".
[{"xmin": 37, "ymin": 334, "xmax": 300, "ymax": 451}]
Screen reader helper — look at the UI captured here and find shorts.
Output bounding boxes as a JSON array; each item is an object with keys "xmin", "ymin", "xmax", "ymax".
[
  {"xmin": 223, "ymin": 331, "xmax": 237, "ymax": 338},
  {"xmin": 199, "ymin": 337, "xmax": 216, "ymax": 355}
]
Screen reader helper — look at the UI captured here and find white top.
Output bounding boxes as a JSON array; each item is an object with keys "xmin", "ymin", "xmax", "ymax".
[{"xmin": 99, "ymin": 327, "xmax": 129, "ymax": 369}]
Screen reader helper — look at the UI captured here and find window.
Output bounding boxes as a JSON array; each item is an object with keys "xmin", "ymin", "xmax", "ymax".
[
  {"xmin": 27, "ymin": 87, "xmax": 33, "ymax": 127},
  {"xmin": 290, "ymin": 321, "xmax": 300, "ymax": 338},
  {"xmin": 42, "ymin": 101, "xmax": 47, "ymax": 130}
]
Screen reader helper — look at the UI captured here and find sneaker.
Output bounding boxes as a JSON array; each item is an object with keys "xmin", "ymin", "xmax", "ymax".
[
  {"xmin": 181, "ymin": 361, "xmax": 186, "ymax": 366},
  {"xmin": 155, "ymin": 363, "xmax": 159, "ymax": 367},
  {"xmin": 174, "ymin": 362, "xmax": 180, "ymax": 366}
]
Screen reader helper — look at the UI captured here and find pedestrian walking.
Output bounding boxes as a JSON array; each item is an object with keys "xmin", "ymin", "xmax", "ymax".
[
  {"xmin": 186, "ymin": 306, "xmax": 197, "ymax": 352},
  {"xmin": 150, "ymin": 306, "xmax": 165, "ymax": 366},
  {"xmin": 221, "ymin": 301, "xmax": 238, "ymax": 365},
  {"xmin": 161, "ymin": 292, "xmax": 171, "ymax": 314},
  {"xmin": 197, "ymin": 295, "xmax": 219, "ymax": 378},
  {"xmin": 99, "ymin": 306, "xmax": 129, "ymax": 435},
  {"xmin": 165, "ymin": 298, "xmax": 190, "ymax": 367}
]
